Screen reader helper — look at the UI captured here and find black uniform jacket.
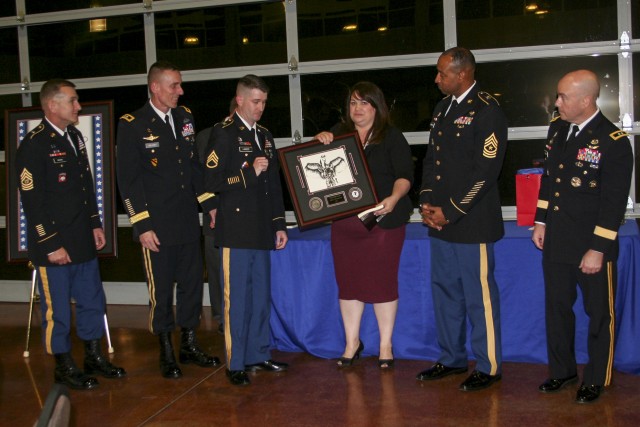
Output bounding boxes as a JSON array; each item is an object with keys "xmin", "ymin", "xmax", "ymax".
[
  {"xmin": 331, "ymin": 124, "xmax": 414, "ymax": 229},
  {"xmin": 116, "ymin": 102, "xmax": 216, "ymax": 245},
  {"xmin": 16, "ymin": 120, "xmax": 102, "ymax": 265},
  {"xmin": 420, "ymin": 85, "xmax": 508, "ymax": 243},
  {"xmin": 535, "ymin": 112, "xmax": 632, "ymax": 264},
  {"xmin": 204, "ymin": 113, "xmax": 286, "ymax": 250}
]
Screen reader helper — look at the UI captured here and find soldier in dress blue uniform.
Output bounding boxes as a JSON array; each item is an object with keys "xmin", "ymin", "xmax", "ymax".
[
  {"xmin": 417, "ymin": 47, "xmax": 507, "ymax": 391},
  {"xmin": 532, "ymin": 70, "xmax": 633, "ymax": 403},
  {"xmin": 16, "ymin": 79, "xmax": 126, "ymax": 390},
  {"xmin": 204, "ymin": 74, "xmax": 289, "ymax": 386},
  {"xmin": 116, "ymin": 61, "xmax": 220, "ymax": 379}
]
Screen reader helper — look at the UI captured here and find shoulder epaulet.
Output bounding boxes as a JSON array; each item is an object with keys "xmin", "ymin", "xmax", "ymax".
[
  {"xmin": 550, "ymin": 115, "xmax": 561, "ymax": 123},
  {"xmin": 256, "ymin": 123, "xmax": 270, "ymax": 132},
  {"xmin": 220, "ymin": 117, "xmax": 234, "ymax": 128},
  {"xmin": 178, "ymin": 106, "xmax": 192, "ymax": 114},
  {"xmin": 28, "ymin": 124, "xmax": 45, "ymax": 139},
  {"xmin": 120, "ymin": 113, "xmax": 135, "ymax": 122},
  {"xmin": 477, "ymin": 91, "xmax": 500, "ymax": 106},
  {"xmin": 609, "ymin": 130, "xmax": 629, "ymax": 141}
]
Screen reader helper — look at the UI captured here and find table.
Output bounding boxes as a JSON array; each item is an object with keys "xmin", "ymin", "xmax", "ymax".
[{"xmin": 270, "ymin": 220, "xmax": 640, "ymax": 374}]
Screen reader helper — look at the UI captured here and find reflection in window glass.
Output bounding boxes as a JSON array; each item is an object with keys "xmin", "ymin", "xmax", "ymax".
[
  {"xmin": 457, "ymin": 0, "xmax": 617, "ymax": 49},
  {"xmin": 155, "ymin": 3, "xmax": 286, "ymax": 70},
  {"xmin": 0, "ymin": 95, "xmax": 25, "ymax": 151},
  {"xmin": 0, "ymin": 28, "xmax": 19, "ymax": 84},
  {"xmin": 181, "ymin": 76, "xmax": 291, "ymax": 139},
  {"xmin": 477, "ymin": 55, "xmax": 619, "ymax": 127},
  {"xmin": 297, "ymin": 0, "xmax": 443, "ymax": 61},
  {"xmin": 28, "ymin": 15, "xmax": 146, "ymax": 81},
  {"xmin": 0, "ymin": 2, "xmax": 15, "ymax": 16},
  {"xmin": 498, "ymin": 139, "xmax": 547, "ymax": 206},
  {"xmin": 26, "ymin": 0, "xmax": 140, "ymax": 14},
  {"xmin": 301, "ymin": 67, "xmax": 439, "ymax": 136}
]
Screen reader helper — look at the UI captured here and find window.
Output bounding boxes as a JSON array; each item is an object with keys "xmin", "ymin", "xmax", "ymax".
[
  {"xmin": 478, "ymin": 55, "xmax": 619, "ymax": 127},
  {"xmin": 28, "ymin": 15, "xmax": 146, "ymax": 81},
  {"xmin": 0, "ymin": 2, "xmax": 15, "ymax": 17},
  {"xmin": 457, "ymin": 0, "xmax": 618, "ymax": 49},
  {"xmin": 297, "ymin": 1, "xmax": 443, "ymax": 61},
  {"xmin": 0, "ymin": 28, "xmax": 19, "ymax": 84},
  {"xmin": 154, "ymin": 3, "xmax": 286, "ymax": 70}
]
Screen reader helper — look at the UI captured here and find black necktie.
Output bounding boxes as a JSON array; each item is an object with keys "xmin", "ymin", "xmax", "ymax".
[
  {"xmin": 164, "ymin": 114, "xmax": 175, "ymax": 138},
  {"xmin": 64, "ymin": 131, "xmax": 77, "ymax": 155},
  {"xmin": 445, "ymin": 98, "xmax": 457, "ymax": 117},
  {"xmin": 567, "ymin": 124, "xmax": 578, "ymax": 142}
]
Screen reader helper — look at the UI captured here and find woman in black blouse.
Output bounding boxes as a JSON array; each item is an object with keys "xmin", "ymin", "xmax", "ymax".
[{"xmin": 315, "ymin": 82, "xmax": 414, "ymax": 368}]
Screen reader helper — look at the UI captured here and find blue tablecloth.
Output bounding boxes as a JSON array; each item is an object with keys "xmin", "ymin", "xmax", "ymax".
[{"xmin": 270, "ymin": 220, "xmax": 640, "ymax": 374}]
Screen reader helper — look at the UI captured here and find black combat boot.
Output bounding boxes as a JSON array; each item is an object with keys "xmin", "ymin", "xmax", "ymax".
[
  {"xmin": 179, "ymin": 327, "xmax": 221, "ymax": 367},
  {"xmin": 54, "ymin": 352, "xmax": 99, "ymax": 390},
  {"xmin": 159, "ymin": 332, "xmax": 182, "ymax": 378},
  {"xmin": 84, "ymin": 340, "xmax": 126, "ymax": 378}
]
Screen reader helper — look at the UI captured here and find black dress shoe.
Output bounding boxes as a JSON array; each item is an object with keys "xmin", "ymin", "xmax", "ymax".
[
  {"xmin": 538, "ymin": 374, "xmax": 578, "ymax": 393},
  {"xmin": 576, "ymin": 384, "xmax": 602, "ymax": 403},
  {"xmin": 337, "ymin": 341, "xmax": 364, "ymax": 367},
  {"xmin": 246, "ymin": 360, "xmax": 289, "ymax": 372},
  {"xmin": 226, "ymin": 369, "xmax": 250, "ymax": 386},
  {"xmin": 459, "ymin": 370, "xmax": 501, "ymax": 391},
  {"xmin": 416, "ymin": 362, "xmax": 467, "ymax": 381}
]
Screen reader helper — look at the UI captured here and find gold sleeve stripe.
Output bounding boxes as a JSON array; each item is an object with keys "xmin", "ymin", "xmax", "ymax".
[
  {"xmin": 461, "ymin": 181, "xmax": 484, "ymax": 204},
  {"xmin": 450, "ymin": 198, "xmax": 466, "ymax": 215},
  {"xmin": 124, "ymin": 199, "xmax": 136, "ymax": 217},
  {"xmin": 130, "ymin": 211, "xmax": 150, "ymax": 224},
  {"xmin": 594, "ymin": 226, "xmax": 617, "ymax": 241},
  {"xmin": 537, "ymin": 200, "xmax": 548, "ymax": 209},
  {"xmin": 198, "ymin": 192, "xmax": 215, "ymax": 203},
  {"xmin": 419, "ymin": 189, "xmax": 432, "ymax": 194},
  {"xmin": 272, "ymin": 216, "xmax": 285, "ymax": 222},
  {"xmin": 37, "ymin": 233, "xmax": 58, "ymax": 243}
]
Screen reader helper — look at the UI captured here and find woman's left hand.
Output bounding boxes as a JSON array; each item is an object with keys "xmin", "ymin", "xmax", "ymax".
[{"xmin": 376, "ymin": 196, "xmax": 398, "ymax": 216}]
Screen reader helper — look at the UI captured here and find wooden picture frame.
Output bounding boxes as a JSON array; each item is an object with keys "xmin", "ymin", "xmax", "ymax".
[{"xmin": 278, "ymin": 132, "xmax": 379, "ymax": 229}]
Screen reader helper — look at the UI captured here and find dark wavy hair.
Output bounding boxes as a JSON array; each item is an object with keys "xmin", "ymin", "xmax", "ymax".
[{"xmin": 341, "ymin": 81, "xmax": 390, "ymax": 146}]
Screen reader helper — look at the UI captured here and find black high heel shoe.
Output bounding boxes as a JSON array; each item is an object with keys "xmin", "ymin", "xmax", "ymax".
[
  {"xmin": 337, "ymin": 341, "xmax": 364, "ymax": 367},
  {"xmin": 378, "ymin": 356, "xmax": 395, "ymax": 369}
]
